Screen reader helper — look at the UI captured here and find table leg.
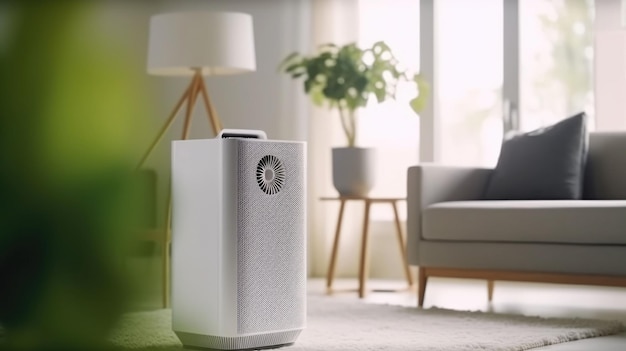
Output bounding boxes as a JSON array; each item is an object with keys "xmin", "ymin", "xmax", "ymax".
[
  {"xmin": 326, "ymin": 199, "xmax": 346, "ymax": 293},
  {"xmin": 392, "ymin": 201, "xmax": 414, "ymax": 287},
  {"xmin": 358, "ymin": 200, "xmax": 372, "ymax": 298}
]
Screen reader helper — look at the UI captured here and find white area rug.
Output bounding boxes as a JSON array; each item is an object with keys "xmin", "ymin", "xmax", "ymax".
[{"xmin": 110, "ymin": 295, "xmax": 624, "ymax": 351}]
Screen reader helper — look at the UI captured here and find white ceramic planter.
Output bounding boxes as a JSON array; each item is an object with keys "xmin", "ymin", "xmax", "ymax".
[{"xmin": 332, "ymin": 147, "xmax": 376, "ymax": 197}]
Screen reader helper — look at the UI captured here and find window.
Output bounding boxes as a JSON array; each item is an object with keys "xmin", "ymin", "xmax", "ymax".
[
  {"xmin": 520, "ymin": 0, "xmax": 594, "ymax": 131},
  {"xmin": 437, "ymin": 0, "xmax": 504, "ymax": 167},
  {"xmin": 431, "ymin": 0, "xmax": 593, "ymax": 167}
]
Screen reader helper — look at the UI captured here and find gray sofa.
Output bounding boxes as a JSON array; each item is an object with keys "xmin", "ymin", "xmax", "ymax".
[{"xmin": 407, "ymin": 132, "xmax": 626, "ymax": 307}]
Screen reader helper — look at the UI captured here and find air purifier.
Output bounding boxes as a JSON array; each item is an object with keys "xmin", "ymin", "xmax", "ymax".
[{"xmin": 171, "ymin": 129, "xmax": 306, "ymax": 350}]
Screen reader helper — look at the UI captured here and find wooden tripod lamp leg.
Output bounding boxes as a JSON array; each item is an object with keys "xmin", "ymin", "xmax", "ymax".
[
  {"xmin": 162, "ymin": 194, "xmax": 171, "ymax": 308},
  {"xmin": 181, "ymin": 72, "xmax": 202, "ymax": 140},
  {"xmin": 198, "ymin": 77, "xmax": 223, "ymax": 135},
  {"xmin": 136, "ymin": 81, "xmax": 193, "ymax": 170}
]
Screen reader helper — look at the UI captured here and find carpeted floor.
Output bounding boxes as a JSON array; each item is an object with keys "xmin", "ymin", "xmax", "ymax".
[{"xmin": 109, "ymin": 294, "xmax": 624, "ymax": 351}]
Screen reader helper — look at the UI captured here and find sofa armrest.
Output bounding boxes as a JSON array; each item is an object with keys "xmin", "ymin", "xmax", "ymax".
[{"xmin": 406, "ymin": 164, "xmax": 493, "ymax": 265}]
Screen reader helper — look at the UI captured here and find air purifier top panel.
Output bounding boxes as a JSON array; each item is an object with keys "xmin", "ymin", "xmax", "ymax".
[{"xmin": 218, "ymin": 129, "xmax": 267, "ymax": 140}]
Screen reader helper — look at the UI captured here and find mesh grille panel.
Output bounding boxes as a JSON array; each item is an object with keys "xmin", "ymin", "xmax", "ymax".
[{"xmin": 236, "ymin": 140, "xmax": 306, "ymax": 334}]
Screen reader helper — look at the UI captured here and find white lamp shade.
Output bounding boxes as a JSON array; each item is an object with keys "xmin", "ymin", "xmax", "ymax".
[{"xmin": 147, "ymin": 12, "xmax": 256, "ymax": 76}]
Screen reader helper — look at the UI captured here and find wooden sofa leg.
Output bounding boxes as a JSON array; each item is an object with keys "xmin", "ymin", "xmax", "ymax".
[
  {"xmin": 487, "ymin": 280, "xmax": 494, "ymax": 302},
  {"xmin": 418, "ymin": 267, "xmax": 428, "ymax": 307}
]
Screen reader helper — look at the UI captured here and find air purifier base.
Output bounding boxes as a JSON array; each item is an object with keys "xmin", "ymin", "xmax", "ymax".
[{"xmin": 176, "ymin": 329, "xmax": 302, "ymax": 351}]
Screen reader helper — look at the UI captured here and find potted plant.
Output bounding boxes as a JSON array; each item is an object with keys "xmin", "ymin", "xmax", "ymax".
[{"xmin": 280, "ymin": 41, "xmax": 428, "ymax": 196}]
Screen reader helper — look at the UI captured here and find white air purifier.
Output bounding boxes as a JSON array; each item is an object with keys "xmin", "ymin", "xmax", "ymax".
[{"xmin": 171, "ymin": 129, "xmax": 306, "ymax": 350}]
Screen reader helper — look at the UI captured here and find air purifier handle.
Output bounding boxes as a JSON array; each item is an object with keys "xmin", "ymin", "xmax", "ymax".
[{"xmin": 218, "ymin": 129, "xmax": 267, "ymax": 140}]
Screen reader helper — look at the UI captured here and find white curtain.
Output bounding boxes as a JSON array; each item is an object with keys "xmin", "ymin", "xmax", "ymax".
[{"xmin": 307, "ymin": 0, "xmax": 361, "ymax": 278}]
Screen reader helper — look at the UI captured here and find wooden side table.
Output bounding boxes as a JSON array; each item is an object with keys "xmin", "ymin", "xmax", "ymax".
[{"xmin": 321, "ymin": 196, "xmax": 414, "ymax": 298}]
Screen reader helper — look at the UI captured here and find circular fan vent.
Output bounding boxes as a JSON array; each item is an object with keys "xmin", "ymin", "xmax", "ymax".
[{"xmin": 256, "ymin": 155, "xmax": 285, "ymax": 195}]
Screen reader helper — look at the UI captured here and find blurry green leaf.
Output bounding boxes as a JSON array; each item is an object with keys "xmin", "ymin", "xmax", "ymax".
[
  {"xmin": 277, "ymin": 51, "xmax": 300, "ymax": 71},
  {"xmin": 0, "ymin": 2, "xmax": 151, "ymax": 349},
  {"xmin": 284, "ymin": 62, "xmax": 303, "ymax": 74},
  {"xmin": 310, "ymin": 87, "xmax": 325, "ymax": 106},
  {"xmin": 410, "ymin": 74, "xmax": 430, "ymax": 113}
]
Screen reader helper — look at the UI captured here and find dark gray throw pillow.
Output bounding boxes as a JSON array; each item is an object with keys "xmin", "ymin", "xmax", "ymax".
[{"xmin": 483, "ymin": 112, "xmax": 588, "ymax": 200}]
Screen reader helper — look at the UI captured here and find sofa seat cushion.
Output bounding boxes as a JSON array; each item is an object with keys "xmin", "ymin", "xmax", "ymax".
[{"xmin": 423, "ymin": 200, "xmax": 626, "ymax": 245}]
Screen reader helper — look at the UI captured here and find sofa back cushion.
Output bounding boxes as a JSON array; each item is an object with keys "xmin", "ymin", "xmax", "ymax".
[
  {"xmin": 483, "ymin": 113, "xmax": 587, "ymax": 200},
  {"xmin": 585, "ymin": 132, "xmax": 626, "ymax": 199}
]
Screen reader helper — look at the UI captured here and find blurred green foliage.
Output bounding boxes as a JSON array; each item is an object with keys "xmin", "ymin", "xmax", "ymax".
[
  {"xmin": 280, "ymin": 41, "xmax": 428, "ymax": 147},
  {"xmin": 0, "ymin": 1, "xmax": 150, "ymax": 349}
]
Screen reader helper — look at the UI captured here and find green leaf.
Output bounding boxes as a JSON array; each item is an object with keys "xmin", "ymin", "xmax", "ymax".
[
  {"xmin": 304, "ymin": 78, "xmax": 314, "ymax": 94},
  {"xmin": 373, "ymin": 85, "xmax": 386, "ymax": 103},
  {"xmin": 310, "ymin": 86, "xmax": 325, "ymax": 106},
  {"xmin": 410, "ymin": 74, "xmax": 430, "ymax": 113},
  {"xmin": 277, "ymin": 52, "xmax": 301, "ymax": 71},
  {"xmin": 318, "ymin": 43, "xmax": 338, "ymax": 51},
  {"xmin": 284, "ymin": 62, "xmax": 303, "ymax": 74}
]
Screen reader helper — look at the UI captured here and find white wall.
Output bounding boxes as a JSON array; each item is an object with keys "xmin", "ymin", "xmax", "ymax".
[
  {"xmin": 90, "ymin": 1, "xmax": 312, "ymax": 305},
  {"xmin": 145, "ymin": 0, "xmax": 312, "ymax": 234},
  {"xmin": 153, "ymin": 0, "xmax": 311, "ymax": 141},
  {"xmin": 95, "ymin": 0, "xmax": 312, "ymax": 225},
  {"xmin": 595, "ymin": 0, "xmax": 626, "ymax": 130}
]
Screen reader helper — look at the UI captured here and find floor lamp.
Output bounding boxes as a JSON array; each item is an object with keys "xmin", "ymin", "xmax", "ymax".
[{"xmin": 142, "ymin": 11, "xmax": 256, "ymax": 307}]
